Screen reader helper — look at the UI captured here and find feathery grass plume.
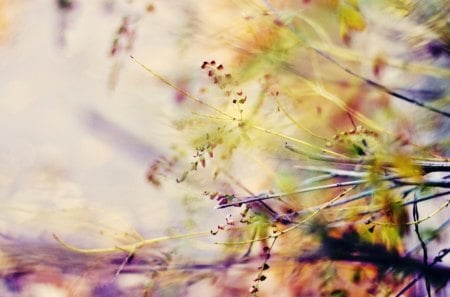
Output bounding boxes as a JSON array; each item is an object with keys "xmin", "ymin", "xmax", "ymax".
[{"xmin": 127, "ymin": 1, "xmax": 450, "ymax": 295}]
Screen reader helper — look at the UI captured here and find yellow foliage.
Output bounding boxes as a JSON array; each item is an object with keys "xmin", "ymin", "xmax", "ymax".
[
  {"xmin": 338, "ymin": 2, "xmax": 366, "ymax": 41},
  {"xmin": 392, "ymin": 155, "xmax": 423, "ymax": 182}
]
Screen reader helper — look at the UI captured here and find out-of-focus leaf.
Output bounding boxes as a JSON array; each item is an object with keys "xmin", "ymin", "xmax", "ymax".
[
  {"xmin": 233, "ymin": 16, "xmax": 301, "ymax": 81},
  {"xmin": 392, "ymin": 155, "xmax": 423, "ymax": 182},
  {"xmin": 338, "ymin": 2, "xmax": 366, "ymax": 42},
  {"xmin": 275, "ymin": 171, "xmax": 298, "ymax": 194}
]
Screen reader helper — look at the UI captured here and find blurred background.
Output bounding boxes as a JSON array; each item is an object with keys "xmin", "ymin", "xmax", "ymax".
[{"xmin": 0, "ymin": 0, "xmax": 211, "ymax": 241}]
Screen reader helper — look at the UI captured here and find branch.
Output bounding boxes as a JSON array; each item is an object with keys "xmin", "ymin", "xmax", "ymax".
[
  {"xmin": 394, "ymin": 178, "xmax": 450, "ymax": 188},
  {"xmin": 216, "ymin": 178, "xmax": 376, "ymax": 209},
  {"xmin": 311, "ymin": 50, "xmax": 450, "ymax": 118},
  {"xmin": 308, "ymin": 235, "xmax": 450, "ymax": 287},
  {"xmin": 286, "ymin": 143, "xmax": 450, "ymax": 172},
  {"xmin": 412, "ymin": 190, "xmax": 431, "ymax": 296},
  {"xmin": 406, "ymin": 217, "xmax": 450, "ymax": 257}
]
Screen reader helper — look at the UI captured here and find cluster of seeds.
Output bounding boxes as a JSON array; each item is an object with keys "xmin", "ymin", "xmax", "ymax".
[
  {"xmin": 201, "ymin": 61, "xmax": 248, "ymax": 106},
  {"xmin": 146, "ymin": 155, "xmax": 178, "ymax": 187},
  {"xmin": 331, "ymin": 126, "xmax": 378, "ymax": 143},
  {"xmin": 327, "ymin": 125, "xmax": 379, "ymax": 156},
  {"xmin": 110, "ymin": 17, "xmax": 136, "ymax": 56},
  {"xmin": 210, "ymin": 214, "xmax": 236, "ymax": 235},
  {"xmin": 249, "ymin": 244, "xmax": 273, "ymax": 295},
  {"xmin": 205, "ymin": 191, "xmax": 236, "ymax": 206},
  {"xmin": 191, "ymin": 138, "xmax": 217, "ymax": 170}
]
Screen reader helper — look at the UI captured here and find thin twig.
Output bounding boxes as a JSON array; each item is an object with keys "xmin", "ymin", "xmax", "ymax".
[
  {"xmin": 311, "ymin": 50, "xmax": 450, "ymax": 118},
  {"xmin": 394, "ymin": 178, "xmax": 450, "ymax": 188},
  {"xmin": 250, "ymin": 124, "xmax": 346, "ymax": 158},
  {"xmin": 217, "ymin": 175, "xmax": 398, "ymax": 209},
  {"xmin": 273, "ymin": 95, "xmax": 329, "ymax": 141},
  {"xmin": 371, "ymin": 199, "xmax": 450, "ymax": 226},
  {"xmin": 53, "ymin": 231, "xmax": 211, "ymax": 254},
  {"xmin": 402, "ymin": 190, "xmax": 450, "ymax": 208},
  {"xmin": 406, "ymin": 218, "xmax": 450, "ymax": 257},
  {"xmin": 216, "ymin": 186, "xmax": 355, "ymax": 245},
  {"xmin": 395, "ymin": 249, "xmax": 450, "ymax": 297},
  {"xmin": 328, "ymin": 190, "xmax": 450, "ymax": 226},
  {"xmin": 251, "ymin": 237, "xmax": 277, "ymax": 295},
  {"xmin": 413, "ymin": 190, "xmax": 431, "ymax": 297},
  {"xmin": 286, "ymin": 143, "xmax": 450, "ymax": 172},
  {"xmin": 295, "ymin": 165, "xmax": 368, "ymax": 177}
]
